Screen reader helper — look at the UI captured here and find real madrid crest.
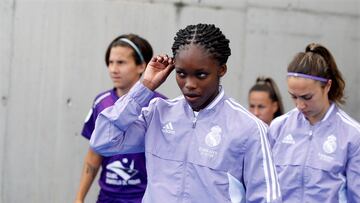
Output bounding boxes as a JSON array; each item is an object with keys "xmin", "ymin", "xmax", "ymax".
[
  {"xmin": 322, "ymin": 135, "xmax": 337, "ymax": 154},
  {"xmin": 205, "ymin": 126, "xmax": 222, "ymax": 147}
]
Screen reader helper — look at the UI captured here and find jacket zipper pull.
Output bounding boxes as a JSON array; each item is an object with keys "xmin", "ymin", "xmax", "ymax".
[{"xmin": 192, "ymin": 117, "xmax": 197, "ymax": 128}]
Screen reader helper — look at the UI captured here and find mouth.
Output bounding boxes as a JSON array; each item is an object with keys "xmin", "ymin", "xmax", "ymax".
[
  {"xmin": 184, "ymin": 93, "xmax": 201, "ymax": 103},
  {"xmin": 301, "ymin": 110, "xmax": 310, "ymax": 116},
  {"xmin": 111, "ymin": 76, "xmax": 122, "ymax": 81}
]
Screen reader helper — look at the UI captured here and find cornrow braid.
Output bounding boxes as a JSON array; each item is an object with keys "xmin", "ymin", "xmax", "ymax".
[{"xmin": 172, "ymin": 23, "xmax": 231, "ymax": 65}]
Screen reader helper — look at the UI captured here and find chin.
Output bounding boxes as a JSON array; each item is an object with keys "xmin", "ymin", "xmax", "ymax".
[
  {"xmin": 114, "ymin": 84, "xmax": 124, "ymax": 89},
  {"xmin": 188, "ymin": 103, "xmax": 201, "ymax": 111}
]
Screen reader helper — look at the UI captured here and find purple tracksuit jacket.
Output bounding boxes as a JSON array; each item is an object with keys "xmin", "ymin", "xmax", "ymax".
[
  {"xmin": 269, "ymin": 104, "xmax": 360, "ymax": 202},
  {"xmin": 90, "ymin": 82, "xmax": 282, "ymax": 203}
]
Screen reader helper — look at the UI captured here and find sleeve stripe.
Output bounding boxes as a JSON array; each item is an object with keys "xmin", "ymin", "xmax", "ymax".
[
  {"xmin": 258, "ymin": 119, "xmax": 282, "ymax": 199},
  {"xmin": 337, "ymin": 110, "xmax": 360, "ymax": 133},
  {"xmin": 226, "ymin": 99, "xmax": 281, "ymax": 201},
  {"xmin": 257, "ymin": 115, "xmax": 281, "ymax": 201},
  {"xmin": 94, "ymin": 92, "xmax": 111, "ymax": 107}
]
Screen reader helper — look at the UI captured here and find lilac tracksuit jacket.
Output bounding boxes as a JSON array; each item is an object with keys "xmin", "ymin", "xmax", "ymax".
[
  {"xmin": 90, "ymin": 82, "xmax": 281, "ymax": 203},
  {"xmin": 269, "ymin": 104, "xmax": 360, "ymax": 203}
]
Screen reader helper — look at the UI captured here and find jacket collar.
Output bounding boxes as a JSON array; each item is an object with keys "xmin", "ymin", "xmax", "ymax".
[
  {"xmin": 299, "ymin": 103, "xmax": 337, "ymax": 126},
  {"xmin": 184, "ymin": 86, "xmax": 225, "ymax": 114},
  {"xmin": 205, "ymin": 86, "xmax": 225, "ymax": 110}
]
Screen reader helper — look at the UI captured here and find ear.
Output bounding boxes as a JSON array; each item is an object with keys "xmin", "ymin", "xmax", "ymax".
[
  {"xmin": 271, "ymin": 101, "xmax": 279, "ymax": 114},
  {"xmin": 218, "ymin": 64, "xmax": 227, "ymax": 77},
  {"xmin": 324, "ymin": 79, "xmax": 332, "ymax": 94},
  {"xmin": 137, "ymin": 63, "xmax": 146, "ymax": 75}
]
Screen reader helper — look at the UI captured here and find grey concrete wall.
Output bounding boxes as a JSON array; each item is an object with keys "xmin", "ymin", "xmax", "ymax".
[
  {"xmin": 0, "ymin": 0, "xmax": 358, "ymax": 202},
  {"xmin": 0, "ymin": 1, "xmax": 15, "ymax": 202}
]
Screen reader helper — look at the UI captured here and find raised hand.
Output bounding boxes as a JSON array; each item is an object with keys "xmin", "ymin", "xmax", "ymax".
[{"xmin": 142, "ymin": 54, "xmax": 175, "ymax": 91}]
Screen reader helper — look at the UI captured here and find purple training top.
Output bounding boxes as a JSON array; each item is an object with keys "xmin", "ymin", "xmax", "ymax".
[{"xmin": 82, "ymin": 88, "xmax": 166, "ymax": 202}]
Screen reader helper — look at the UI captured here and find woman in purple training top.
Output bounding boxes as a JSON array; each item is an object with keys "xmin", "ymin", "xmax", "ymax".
[
  {"xmin": 269, "ymin": 43, "xmax": 360, "ymax": 202},
  {"xmin": 90, "ymin": 23, "xmax": 281, "ymax": 203},
  {"xmin": 75, "ymin": 34, "xmax": 165, "ymax": 203}
]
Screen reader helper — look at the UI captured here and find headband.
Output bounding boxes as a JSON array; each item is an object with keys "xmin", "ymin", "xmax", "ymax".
[
  {"xmin": 119, "ymin": 38, "xmax": 145, "ymax": 63},
  {"xmin": 287, "ymin": 72, "xmax": 328, "ymax": 82}
]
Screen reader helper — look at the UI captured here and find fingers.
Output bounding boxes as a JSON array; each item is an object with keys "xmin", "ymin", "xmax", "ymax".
[{"xmin": 152, "ymin": 54, "xmax": 174, "ymax": 66}]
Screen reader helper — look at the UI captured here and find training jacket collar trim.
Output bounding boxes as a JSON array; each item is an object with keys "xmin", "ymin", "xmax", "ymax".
[
  {"xmin": 182, "ymin": 85, "xmax": 224, "ymax": 113},
  {"xmin": 205, "ymin": 86, "xmax": 224, "ymax": 110},
  {"xmin": 299, "ymin": 103, "xmax": 336, "ymax": 126},
  {"xmin": 321, "ymin": 103, "xmax": 336, "ymax": 122}
]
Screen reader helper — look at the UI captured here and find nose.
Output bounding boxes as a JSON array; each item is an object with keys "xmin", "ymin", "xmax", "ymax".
[
  {"xmin": 296, "ymin": 99, "xmax": 306, "ymax": 110},
  {"xmin": 253, "ymin": 108, "xmax": 260, "ymax": 116},
  {"xmin": 185, "ymin": 77, "xmax": 197, "ymax": 90},
  {"xmin": 108, "ymin": 64, "xmax": 116, "ymax": 73}
]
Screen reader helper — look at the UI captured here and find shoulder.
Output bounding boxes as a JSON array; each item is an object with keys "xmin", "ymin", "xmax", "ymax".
[
  {"xmin": 150, "ymin": 95, "xmax": 183, "ymax": 105},
  {"xmin": 334, "ymin": 107, "xmax": 360, "ymax": 156},
  {"xmin": 270, "ymin": 108, "xmax": 298, "ymax": 129},
  {"xmin": 223, "ymin": 97, "xmax": 267, "ymax": 131},
  {"xmin": 144, "ymin": 95, "xmax": 184, "ymax": 111},
  {"xmin": 334, "ymin": 108, "xmax": 360, "ymax": 147},
  {"xmin": 223, "ymin": 98, "xmax": 260, "ymax": 122},
  {"xmin": 93, "ymin": 89, "xmax": 114, "ymax": 107},
  {"xmin": 222, "ymin": 98, "xmax": 271, "ymax": 152},
  {"xmin": 335, "ymin": 108, "xmax": 360, "ymax": 133},
  {"xmin": 268, "ymin": 108, "xmax": 299, "ymax": 141}
]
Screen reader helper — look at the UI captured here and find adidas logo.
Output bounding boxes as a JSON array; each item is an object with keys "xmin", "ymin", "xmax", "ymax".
[
  {"xmin": 162, "ymin": 122, "xmax": 175, "ymax": 135},
  {"xmin": 282, "ymin": 134, "xmax": 295, "ymax": 144}
]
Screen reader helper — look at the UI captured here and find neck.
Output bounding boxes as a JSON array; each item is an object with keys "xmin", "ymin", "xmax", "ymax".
[
  {"xmin": 115, "ymin": 87, "xmax": 130, "ymax": 97},
  {"xmin": 307, "ymin": 102, "xmax": 331, "ymax": 125}
]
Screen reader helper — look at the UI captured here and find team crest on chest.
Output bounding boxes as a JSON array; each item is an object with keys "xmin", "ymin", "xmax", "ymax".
[
  {"xmin": 205, "ymin": 126, "xmax": 222, "ymax": 147},
  {"xmin": 322, "ymin": 135, "xmax": 337, "ymax": 154}
]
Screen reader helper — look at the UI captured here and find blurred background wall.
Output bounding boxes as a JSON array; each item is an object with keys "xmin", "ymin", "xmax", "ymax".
[{"xmin": 0, "ymin": 0, "xmax": 359, "ymax": 202}]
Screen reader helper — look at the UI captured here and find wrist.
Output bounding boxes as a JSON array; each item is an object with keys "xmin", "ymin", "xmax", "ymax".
[{"xmin": 142, "ymin": 79, "xmax": 156, "ymax": 91}]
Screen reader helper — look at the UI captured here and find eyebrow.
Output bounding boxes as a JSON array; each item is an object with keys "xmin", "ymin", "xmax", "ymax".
[
  {"xmin": 288, "ymin": 92, "xmax": 312, "ymax": 98},
  {"xmin": 175, "ymin": 67, "xmax": 208, "ymax": 72}
]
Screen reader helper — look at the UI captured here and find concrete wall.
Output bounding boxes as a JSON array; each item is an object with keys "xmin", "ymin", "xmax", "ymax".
[{"xmin": 0, "ymin": 0, "xmax": 358, "ymax": 202}]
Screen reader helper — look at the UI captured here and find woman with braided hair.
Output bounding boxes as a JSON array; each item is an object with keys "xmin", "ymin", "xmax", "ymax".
[
  {"xmin": 90, "ymin": 23, "xmax": 281, "ymax": 202},
  {"xmin": 248, "ymin": 77, "xmax": 284, "ymax": 125},
  {"xmin": 269, "ymin": 43, "xmax": 360, "ymax": 202}
]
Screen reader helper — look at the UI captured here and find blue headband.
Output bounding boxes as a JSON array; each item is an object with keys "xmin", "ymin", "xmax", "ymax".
[
  {"xmin": 119, "ymin": 38, "xmax": 145, "ymax": 63},
  {"xmin": 287, "ymin": 72, "xmax": 328, "ymax": 82}
]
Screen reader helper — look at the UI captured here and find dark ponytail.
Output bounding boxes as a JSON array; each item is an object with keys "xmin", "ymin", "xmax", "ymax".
[
  {"xmin": 288, "ymin": 43, "xmax": 345, "ymax": 105},
  {"xmin": 249, "ymin": 77, "xmax": 284, "ymax": 118}
]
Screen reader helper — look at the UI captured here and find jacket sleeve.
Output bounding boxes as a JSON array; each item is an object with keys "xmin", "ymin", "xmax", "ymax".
[
  {"xmin": 346, "ymin": 138, "xmax": 360, "ymax": 202},
  {"xmin": 89, "ymin": 82, "xmax": 155, "ymax": 157},
  {"xmin": 243, "ymin": 121, "xmax": 282, "ymax": 203}
]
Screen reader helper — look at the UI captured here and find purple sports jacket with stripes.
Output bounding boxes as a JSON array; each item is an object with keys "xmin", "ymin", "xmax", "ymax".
[
  {"xmin": 90, "ymin": 82, "xmax": 281, "ymax": 203},
  {"xmin": 269, "ymin": 104, "xmax": 360, "ymax": 203}
]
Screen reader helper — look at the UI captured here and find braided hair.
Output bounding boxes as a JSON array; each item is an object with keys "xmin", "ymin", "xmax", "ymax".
[{"xmin": 172, "ymin": 23, "xmax": 231, "ymax": 65}]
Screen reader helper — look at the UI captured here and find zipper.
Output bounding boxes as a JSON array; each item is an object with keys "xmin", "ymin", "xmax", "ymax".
[
  {"xmin": 180, "ymin": 110, "xmax": 198, "ymax": 201},
  {"xmin": 301, "ymin": 127, "xmax": 313, "ymax": 202},
  {"xmin": 308, "ymin": 130, "xmax": 313, "ymax": 141},
  {"xmin": 192, "ymin": 117, "xmax": 197, "ymax": 128},
  {"xmin": 191, "ymin": 109, "xmax": 198, "ymax": 128}
]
